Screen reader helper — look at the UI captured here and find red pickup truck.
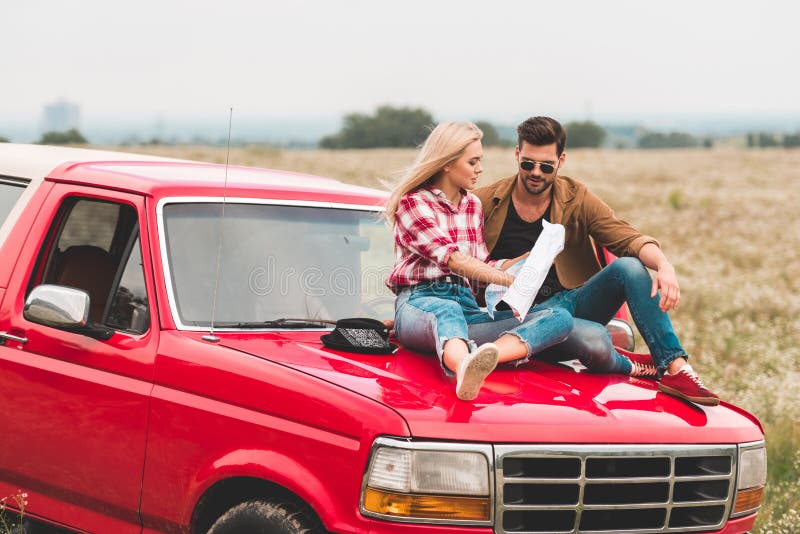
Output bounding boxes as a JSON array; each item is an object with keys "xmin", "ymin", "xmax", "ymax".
[{"xmin": 0, "ymin": 144, "xmax": 766, "ymax": 534}]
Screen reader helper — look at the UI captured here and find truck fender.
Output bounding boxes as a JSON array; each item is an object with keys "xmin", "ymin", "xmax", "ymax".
[{"xmin": 191, "ymin": 448, "xmax": 337, "ymax": 525}]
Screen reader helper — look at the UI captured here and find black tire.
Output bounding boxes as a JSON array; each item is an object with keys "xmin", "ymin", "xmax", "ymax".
[{"xmin": 207, "ymin": 500, "xmax": 323, "ymax": 534}]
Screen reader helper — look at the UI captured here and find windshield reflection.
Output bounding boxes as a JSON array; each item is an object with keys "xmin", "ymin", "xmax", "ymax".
[{"xmin": 163, "ymin": 202, "xmax": 395, "ymax": 327}]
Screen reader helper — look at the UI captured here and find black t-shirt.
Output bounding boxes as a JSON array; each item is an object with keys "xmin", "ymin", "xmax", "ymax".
[{"xmin": 489, "ymin": 199, "xmax": 564, "ymax": 302}]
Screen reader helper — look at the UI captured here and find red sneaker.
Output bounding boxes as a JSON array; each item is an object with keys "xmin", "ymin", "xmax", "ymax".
[
  {"xmin": 623, "ymin": 351, "xmax": 658, "ymax": 379},
  {"xmin": 658, "ymin": 365, "xmax": 720, "ymax": 406}
]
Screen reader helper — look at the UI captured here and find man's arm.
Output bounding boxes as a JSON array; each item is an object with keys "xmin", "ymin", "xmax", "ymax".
[
  {"xmin": 638, "ymin": 242, "xmax": 680, "ymax": 312},
  {"xmin": 579, "ymin": 189, "xmax": 677, "ymax": 310}
]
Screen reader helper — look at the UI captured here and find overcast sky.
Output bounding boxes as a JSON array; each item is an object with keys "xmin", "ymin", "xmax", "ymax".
[{"xmin": 2, "ymin": 0, "xmax": 799, "ymax": 124}]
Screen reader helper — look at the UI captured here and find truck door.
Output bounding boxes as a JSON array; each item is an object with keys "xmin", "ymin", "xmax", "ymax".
[{"xmin": 0, "ymin": 185, "xmax": 157, "ymax": 533}]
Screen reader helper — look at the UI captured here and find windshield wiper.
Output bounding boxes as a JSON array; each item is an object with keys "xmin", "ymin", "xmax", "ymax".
[{"xmin": 214, "ymin": 318, "xmax": 337, "ymax": 329}]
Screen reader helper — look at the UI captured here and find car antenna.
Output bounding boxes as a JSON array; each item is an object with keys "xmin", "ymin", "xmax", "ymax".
[{"xmin": 203, "ymin": 107, "xmax": 233, "ymax": 343}]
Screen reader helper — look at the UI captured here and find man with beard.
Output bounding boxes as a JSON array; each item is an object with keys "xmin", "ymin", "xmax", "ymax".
[{"xmin": 472, "ymin": 116, "xmax": 719, "ymax": 406}]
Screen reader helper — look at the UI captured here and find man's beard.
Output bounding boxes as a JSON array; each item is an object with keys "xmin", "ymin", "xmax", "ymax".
[{"xmin": 519, "ymin": 173, "xmax": 554, "ymax": 196}]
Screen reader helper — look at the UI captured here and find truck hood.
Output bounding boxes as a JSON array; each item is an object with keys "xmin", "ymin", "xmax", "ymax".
[{"xmin": 218, "ymin": 333, "xmax": 763, "ymax": 444}]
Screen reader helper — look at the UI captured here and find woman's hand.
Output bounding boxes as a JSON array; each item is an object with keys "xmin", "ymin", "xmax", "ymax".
[
  {"xmin": 501, "ymin": 252, "xmax": 529, "ymax": 271},
  {"xmin": 382, "ymin": 319, "xmax": 395, "ymax": 337}
]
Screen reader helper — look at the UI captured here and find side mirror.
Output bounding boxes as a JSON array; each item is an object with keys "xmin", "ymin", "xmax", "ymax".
[
  {"xmin": 24, "ymin": 285, "xmax": 113, "ymax": 340},
  {"xmin": 607, "ymin": 318, "xmax": 635, "ymax": 352},
  {"xmin": 24, "ymin": 285, "xmax": 90, "ymax": 328}
]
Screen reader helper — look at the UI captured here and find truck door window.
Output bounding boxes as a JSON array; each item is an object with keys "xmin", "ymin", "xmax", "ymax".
[
  {"xmin": 32, "ymin": 197, "xmax": 149, "ymax": 333},
  {"xmin": 106, "ymin": 236, "xmax": 150, "ymax": 333},
  {"xmin": 57, "ymin": 199, "xmax": 119, "ymax": 251}
]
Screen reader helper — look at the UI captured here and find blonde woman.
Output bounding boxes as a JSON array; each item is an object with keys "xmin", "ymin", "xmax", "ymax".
[{"xmin": 386, "ymin": 122, "xmax": 573, "ymax": 401}]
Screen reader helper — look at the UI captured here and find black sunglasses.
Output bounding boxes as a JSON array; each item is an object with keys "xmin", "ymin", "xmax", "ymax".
[{"xmin": 519, "ymin": 160, "xmax": 557, "ymax": 174}]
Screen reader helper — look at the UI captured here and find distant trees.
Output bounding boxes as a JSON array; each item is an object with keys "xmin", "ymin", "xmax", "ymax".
[
  {"xmin": 37, "ymin": 128, "xmax": 88, "ymax": 145},
  {"xmin": 317, "ymin": 107, "xmax": 800, "ymax": 151},
  {"xmin": 783, "ymin": 133, "xmax": 800, "ymax": 148},
  {"xmin": 638, "ymin": 131, "xmax": 698, "ymax": 149},
  {"xmin": 0, "ymin": 135, "xmax": 9, "ymax": 143},
  {"xmin": 747, "ymin": 132, "xmax": 779, "ymax": 148},
  {"xmin": 474, "ymin": 120, "xmax": 507, "ymax": 146},
  {"xmin": 746, "ymin": 132, "xmax": 800, "ymax": 148},
  {"xmin": 320, "ymin": 105, "xmax": 434, "ymax": 149},
  {"xmin": 320, "ymin": 109, "xmax": 513, "ymax": 149},
  {"xmin": 565, "ymin": 121, "xmax": 607, "ymax": 148}
]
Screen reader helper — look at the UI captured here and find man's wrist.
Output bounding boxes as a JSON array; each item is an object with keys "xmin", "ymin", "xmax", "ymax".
[{"xmin": 657, "ymin": 261, "xmax": 675, "ymax": 273}]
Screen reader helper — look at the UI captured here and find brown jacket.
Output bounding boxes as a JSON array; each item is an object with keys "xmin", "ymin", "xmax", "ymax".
[{"xmin": 474, "ymin": 174, "xmax": 658, "ymax": 289}]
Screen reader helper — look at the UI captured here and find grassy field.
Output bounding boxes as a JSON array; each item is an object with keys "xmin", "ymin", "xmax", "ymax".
[{"xmin": 109, "ymin": 144, "xmax": 800, "ymax": 532}]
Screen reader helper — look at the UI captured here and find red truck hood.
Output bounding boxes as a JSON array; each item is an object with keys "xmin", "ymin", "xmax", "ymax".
[{"xmin": 218, "ymin": 332, "xmax": 763, "ymax": 444}]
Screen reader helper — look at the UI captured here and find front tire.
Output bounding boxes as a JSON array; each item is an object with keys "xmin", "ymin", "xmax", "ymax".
[{"xmin": 207, "ymin": 500, "xmax": 323, "ymax": 534}]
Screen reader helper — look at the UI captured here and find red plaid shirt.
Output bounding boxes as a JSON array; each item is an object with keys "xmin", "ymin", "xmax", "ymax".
[{"xmin": 387, "ymin": 186, "xmax": 500, "ymax": 289}]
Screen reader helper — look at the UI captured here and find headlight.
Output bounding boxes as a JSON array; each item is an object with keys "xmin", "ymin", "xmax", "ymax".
[
  {"xmin": 732, "ymin": 442, "xmax": 766, "ymax": 516},
  {"xmin": 361, "ymin": 438, "xmax": 493, "ymax": 524}
]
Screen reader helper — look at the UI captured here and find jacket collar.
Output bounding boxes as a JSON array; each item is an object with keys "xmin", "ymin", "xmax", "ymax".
[
  {"xmin": 552, "ymin": 173, "xmax": 577, "ymax": 206},
  {"xmin": 491, "ymin": 174, "xmax": 516, "ymax": 204},
  {"xmin": 488, "ymin": 173, "xmax": 578, "ymax": 225}
]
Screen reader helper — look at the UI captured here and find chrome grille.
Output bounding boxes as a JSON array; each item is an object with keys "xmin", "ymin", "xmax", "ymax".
[{"xmin": 495, "ymin": 444, "xmax": 736, "ymax": 533}]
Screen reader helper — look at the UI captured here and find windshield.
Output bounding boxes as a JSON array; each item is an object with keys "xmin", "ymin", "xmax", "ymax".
[{"xmin": 162, "ymin": 201, "xmax": 395, "ymax": 327}]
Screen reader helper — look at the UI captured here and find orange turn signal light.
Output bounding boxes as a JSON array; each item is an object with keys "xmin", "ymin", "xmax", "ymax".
[
  {"xmin": 733, "ymin": 485, "xmax": 764, "ymax": 514},
  {"xmin": 363, "ymin": 487, "xmax": 490, "ymax": 521}
]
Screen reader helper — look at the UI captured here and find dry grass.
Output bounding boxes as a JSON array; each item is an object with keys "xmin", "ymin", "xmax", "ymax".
[{"xmin": 107, "ymin": 144, "xmax": 800, "ymax": 531}]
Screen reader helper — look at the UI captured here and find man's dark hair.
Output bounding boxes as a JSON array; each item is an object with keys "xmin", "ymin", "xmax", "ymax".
[{"xmin": 517, "ymin": 116, "xmax": 567, "ymax": 155}]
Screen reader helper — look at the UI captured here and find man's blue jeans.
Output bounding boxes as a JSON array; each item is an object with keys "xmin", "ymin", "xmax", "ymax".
[
  {"xmin": 394, "ymin": 281, "xmax": 573, "ymax": 376},
  {"xmin": 474, "ymin": 257, "xmax": 687, "ymax": 375}
]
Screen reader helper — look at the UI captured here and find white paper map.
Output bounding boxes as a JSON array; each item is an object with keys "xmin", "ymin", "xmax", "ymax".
[{"xmin": 486, "ymin": 220, "xmax": 565, "ymax": 321}]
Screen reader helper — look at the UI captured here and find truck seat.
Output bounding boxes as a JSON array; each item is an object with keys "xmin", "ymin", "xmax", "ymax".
[{"xmin": 54, "ymin": 245, "xmax": 117, "ymax": 323}]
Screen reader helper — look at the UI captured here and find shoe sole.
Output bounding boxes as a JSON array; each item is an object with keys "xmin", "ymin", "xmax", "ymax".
[
  {"xmin": 456, "ymin": 345, "xmax": 499, "ymax": 401},
  {"xmin": 658, "ymin": 383, "xmax": 720, "ymax": 406}
]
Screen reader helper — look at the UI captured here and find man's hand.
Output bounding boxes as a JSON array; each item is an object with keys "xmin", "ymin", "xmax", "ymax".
[
  {"xmin": 651, "ymin": 263, "xmax": 680, "ymax": 311},
  {"xmin": 639, "ymin": 242, "xmax": 680, "ymax": 312}
]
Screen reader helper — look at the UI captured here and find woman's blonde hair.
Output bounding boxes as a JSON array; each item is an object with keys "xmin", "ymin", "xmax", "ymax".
[{"xmin": 384, "ymin": 121, "xmax": 483, "ymax": 224}]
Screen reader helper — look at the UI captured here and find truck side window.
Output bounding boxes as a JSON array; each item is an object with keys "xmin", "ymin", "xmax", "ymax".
[
  {"xmin": 0, "ymin": 178, "xmax": 27, "ymax": 227},
  {"xmin": 34, "ymin": 197, "xmax": 149, "ymax": 333}
]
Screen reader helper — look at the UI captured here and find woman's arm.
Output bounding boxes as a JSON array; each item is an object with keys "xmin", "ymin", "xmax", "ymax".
[{"xmin": 447, "ymin": 251, "xmax": 515, "ymax": 286}]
